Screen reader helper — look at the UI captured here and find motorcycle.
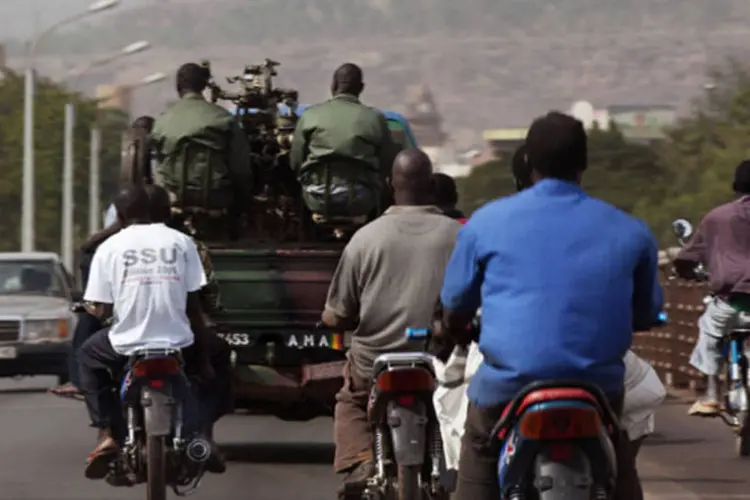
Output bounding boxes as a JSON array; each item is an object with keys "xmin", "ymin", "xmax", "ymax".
[
  {"xmin": 671, "ymin": 218, "xmax": 750, "ymax": 456},
  {"xmin": 361, "ymin": 327, "xmax": 447, "ymax": 500},
  {"xmin": 108, "ymin": 348, "xmax": 210, "ymax": 499}
]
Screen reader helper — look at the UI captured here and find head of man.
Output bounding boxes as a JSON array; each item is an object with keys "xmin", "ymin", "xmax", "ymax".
[
  {"xmin": 176, "ymin": 62, "xmax": 209, "ymax": 97},
  {"xmin": 733, "ymin": 160, "xmax": 750, "ymax": 196},
  {"xmin": 331, "ymin": 63, "xmax": 364, "ymax": 97},
  {"xmin": 525, "ymin": 111, "xmax": 588, "ymax": 184},
  {"xmin": 433, "ymin": 172, "xmax": 458, "ymax": 209},
  {"xmin": 131, "ymin": 115, "xmax": 155, "ymax": 136},
  {"xmin": 143, "ymin": 184, "xmax": 172, "ymax": 224},
  {"xmin": 113, "ymin": 184, "xmax": 151, "ymax": 225},
  {"xmin": 390, "ymin": 149, "xmax": 434, "ymax": 205}
]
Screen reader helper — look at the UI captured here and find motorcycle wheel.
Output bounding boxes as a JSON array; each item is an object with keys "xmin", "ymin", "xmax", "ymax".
[
  {"xmin": 146, "ymin": 435, "xmax": 167, "ymax": 500},
  {"xmin": 396, "ymin": 464, "xmax": 422, "ymax": 500},
  {"xmin": 736, "ymin": 411, "xmax": 750, "ymax": 457}
]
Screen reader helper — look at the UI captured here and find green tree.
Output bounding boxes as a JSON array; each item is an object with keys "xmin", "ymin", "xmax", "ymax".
[
  {"xmin": 0, "ymin": 71, "xmax": 127, "ymax": 254},
  {"xmin": 457, "ymin": 124, "xmax": 665, "ymax": 217},
  {"xmin": 633, "ymin": 59, "xmax": 750, "ymax": 243}
]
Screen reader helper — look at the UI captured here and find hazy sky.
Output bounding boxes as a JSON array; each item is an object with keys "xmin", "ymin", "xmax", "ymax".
[{"xmin": 0, "ymin": 0, "xmax": 153, "ymax": 38}]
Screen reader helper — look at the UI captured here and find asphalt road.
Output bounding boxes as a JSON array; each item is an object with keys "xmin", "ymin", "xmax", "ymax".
[
  {"xmin": 0, "ymin": 377, "xmax": 747, "ymax": 500},
  {"xmin": 0, "ymin": 376, "xmax": 338, "ymax": 500}
]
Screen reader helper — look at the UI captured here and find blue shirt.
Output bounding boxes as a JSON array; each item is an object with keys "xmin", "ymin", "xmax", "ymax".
[{"xmin": 440, "ymin": 179, "xmax": 664, "ymax": 407}]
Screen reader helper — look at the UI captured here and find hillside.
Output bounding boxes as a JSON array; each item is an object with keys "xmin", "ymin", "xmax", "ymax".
[{"xmin": 9, "ymin": 0, "xmax": 750, "ymax": 145}]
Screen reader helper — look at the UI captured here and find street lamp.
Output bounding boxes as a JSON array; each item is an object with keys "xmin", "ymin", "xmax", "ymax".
[
  {"xmin": 60, "ymin": 41, "xmax": 152, "ymax": 271},
  {"xmin": 89, "ymin": 71, "xmax": 168, "ymax": 235},
  {"xmin": 22, "ymin": 0, "xmax": 120, "ymax": 253}
]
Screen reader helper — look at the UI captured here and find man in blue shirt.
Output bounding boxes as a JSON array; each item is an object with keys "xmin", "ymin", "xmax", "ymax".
[{"xmin": 440, "ymin": 112, "xmax": 663, "ymax": 500}]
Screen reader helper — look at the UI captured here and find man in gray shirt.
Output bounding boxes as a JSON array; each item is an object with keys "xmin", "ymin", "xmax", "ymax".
[{"xmin": 321, "ymin": 149, "xmax": 461, "ymax": 496}]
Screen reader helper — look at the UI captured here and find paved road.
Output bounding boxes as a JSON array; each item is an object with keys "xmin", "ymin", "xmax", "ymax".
[
  {"xmin": 0, "ymin": 377, "xmax": 748, "ymax": 499},
  {"xmin": 0, "ymin": 376, "xmax": 338, "ymax": 500},
  {"xmin": 640, "ymin": 394, "xmax": 750, "ymax": 499}
]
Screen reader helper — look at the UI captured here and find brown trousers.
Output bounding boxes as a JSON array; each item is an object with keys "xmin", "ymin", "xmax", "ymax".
[
  {"xmin": 333, "ymin": 361, "xmax": 374, "ymax": 473},
  {"xmin": 455, "ymin": 399, "xmax": 643, "ymax": 500}
]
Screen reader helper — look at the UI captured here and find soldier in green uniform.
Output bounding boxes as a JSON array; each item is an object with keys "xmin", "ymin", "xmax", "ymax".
[
  {"xmin": 290, "ymin": 63, "xmax": 399, "ymax": 220},
  {"xmin": 151, "ymin": 62, "xmax": 253, "ymax": 216}
]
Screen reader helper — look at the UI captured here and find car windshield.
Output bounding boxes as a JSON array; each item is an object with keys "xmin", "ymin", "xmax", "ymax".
[{"xmin": 0, "ymin": 261, "xmax": 66, "ymax": 298}]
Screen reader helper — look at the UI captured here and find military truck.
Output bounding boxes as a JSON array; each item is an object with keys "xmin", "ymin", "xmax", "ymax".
[{"xmin": 123, "ymin": 60, "xmax": 419, "ymax": 422}]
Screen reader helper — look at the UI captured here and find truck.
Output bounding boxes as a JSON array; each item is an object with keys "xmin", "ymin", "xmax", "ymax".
[{"xmin": 210, "ymin": 110, "xmax": 418, "ymax": 421}]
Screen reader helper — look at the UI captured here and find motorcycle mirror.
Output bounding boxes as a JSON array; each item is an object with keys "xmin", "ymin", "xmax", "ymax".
[{"xmin": 672, "ymin": 219, "xmax": 693, "ymax": 239}]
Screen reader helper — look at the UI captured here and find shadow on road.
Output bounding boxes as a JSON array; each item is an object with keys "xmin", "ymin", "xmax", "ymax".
[
  {"xmin": 222, "ymin": 442, "xmax": 335, "ymax": 464},
  {"xmin": 0, "ymin": 387, "xmax": 48, "ymax": 395},
  {"xmin": 642, "ymin": 436, "xmax": 706, "ymax": 447}
]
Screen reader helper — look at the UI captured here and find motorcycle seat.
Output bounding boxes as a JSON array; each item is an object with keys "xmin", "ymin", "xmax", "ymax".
[{"xmin": 372, "ymin": 352, "xmax": 435, "ymax": 378}]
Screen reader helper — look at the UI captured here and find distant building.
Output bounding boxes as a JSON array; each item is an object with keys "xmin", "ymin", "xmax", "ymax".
[
  {"xmin": 95, "ymin": 84, "xmax": 132, "ymax": 113},
  {"xmin": 403, "ymin": 84, "xmax": 447, "ymax": 165}
]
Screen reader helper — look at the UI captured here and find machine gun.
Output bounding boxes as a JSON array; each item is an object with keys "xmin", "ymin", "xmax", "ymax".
[{"xmin": 200, "ymin": 59, "xmax": 305, "ymax": 239}]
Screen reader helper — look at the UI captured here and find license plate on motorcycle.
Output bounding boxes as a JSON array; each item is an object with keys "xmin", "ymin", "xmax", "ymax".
[{"xmin": 0, "ymin": 347, "xmax": 17, "ymax": 359}]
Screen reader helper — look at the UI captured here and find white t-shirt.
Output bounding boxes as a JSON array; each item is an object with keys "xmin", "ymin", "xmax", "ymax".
[{"xmin": 84, "ymin": 223, "xmax": 207, "ymax": 355}]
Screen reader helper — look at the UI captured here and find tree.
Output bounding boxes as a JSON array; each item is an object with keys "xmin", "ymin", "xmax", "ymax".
[
  {"xmin": 0, "ymin": 70, "xmax": 127, "ymax": 254},
  {"xmin": 633, "ymin": 59, "xmax": 750, "ymax": 243},
  {"xmin": 457, "ymin": 124, "xmax": 665, "ymax": 218}
]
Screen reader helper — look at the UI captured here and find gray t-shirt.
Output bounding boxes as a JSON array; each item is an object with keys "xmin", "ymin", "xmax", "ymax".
[{"xmin": 324, "ymin": 205, "xmax": 462, "ymax": 379}]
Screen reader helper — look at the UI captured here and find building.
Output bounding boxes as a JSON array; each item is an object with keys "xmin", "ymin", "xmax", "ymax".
[
  {"xmin": 403, "ymin": 84, "xmax": 447, "ymax": 165},
  {"xmin": 95, "ymin": 84, "xmax": 132, "ymax": 113}
]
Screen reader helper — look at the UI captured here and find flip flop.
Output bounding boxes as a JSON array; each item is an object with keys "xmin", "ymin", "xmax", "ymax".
[
  {"xmin": 49, "ymin": 383, "xmax": 82, "ymax": 398},
  {"xmin": 85, "ymin": 445, "xmax": 118, "ymax": 480}
]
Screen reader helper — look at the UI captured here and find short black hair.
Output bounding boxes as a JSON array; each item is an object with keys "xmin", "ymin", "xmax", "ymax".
[
  {"xmin": 525, "ymin": 111, "xmax": 587, "ymax": 181},
  {"xmin": 143, "ymin": 184, "xmax": 172, "ymax": 223},
  {"xmin": 734, "ymin": 160, "xmax": 750, "ymax": 194},
  {"xmin": 176, "ymin": 63, "xmax": 209, "ymax": 95},
  {"xmin": 332, "ymin": 63, "xmax": 364, "ymax": 95},
  {"xmin": 433, "ymin": 172, "xmax": 458, "ymax": 207},
  {"xmin": 113, "ymin": 184, "xmax": 151, "ymax": 222},
  {"xmin": 131, "ymin": 115, "xmax": 154, "ymax": 133}
]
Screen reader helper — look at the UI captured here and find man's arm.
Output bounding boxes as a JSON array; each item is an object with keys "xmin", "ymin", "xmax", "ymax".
[
  {"xmin": 289, "ymin": 112, "xmax": 309, "ymax": 174},
  {"xmin": 375, "ymin": 113, "xmax": 398, "ymax": 181},
  {"xmin": 321, "ymin": 241, "xmax": 361, "ymax": 331},
  {"xmin": 83, "ymin": 246, "xmax": 114, "ymax": 321},
  {"xmin": 440, "ymin": 224, "xmax": 483, "ymax": 345},
  {"xmin": 632, "ymin": 227, "xmax": 665, "ymax": 332},
  {"xmin": 183, "ymin": 239, "xmax": 211, "ymax": 357},
  {"xmin": 673, "ymin": 221, "xmax": 708, "ymax": 279}
]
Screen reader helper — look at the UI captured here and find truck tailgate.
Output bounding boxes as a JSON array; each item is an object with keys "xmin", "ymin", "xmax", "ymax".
[{"xmin": 209, "ymin": 247, "xmax": 342, "ymax": 329}]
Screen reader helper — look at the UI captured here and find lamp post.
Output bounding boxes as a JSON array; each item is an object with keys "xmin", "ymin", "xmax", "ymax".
[
  {"xmin": 60, "ymin": 41, "xmax": 151, "ymax": 270},
  {"xmin": 89, "ymin": 72, "xmax": 167, "ymax": 234},
  {"xmin": 22, "ymin": 0, "xmax": 120, "ymax": 253}
]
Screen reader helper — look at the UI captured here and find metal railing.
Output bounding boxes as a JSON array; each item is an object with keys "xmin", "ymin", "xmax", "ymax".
[{"xmin": 632, "ymin": 278, "xmax": 707, "ymax": 390}]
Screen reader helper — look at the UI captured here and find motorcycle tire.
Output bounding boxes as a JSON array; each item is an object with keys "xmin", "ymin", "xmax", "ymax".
[
  {"xmin": 146, "ymin": 435, "xmax": 167, "ymax": 500},
  {"xmin": 396, "ymin": 464, "xmax": 422, "ymax": 500},
  {"xmin": 736, "ymin": 411, "xmax": 750, "ymax": 457}
]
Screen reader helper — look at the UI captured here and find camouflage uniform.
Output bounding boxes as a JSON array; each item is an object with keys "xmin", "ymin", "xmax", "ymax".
[
  {"xmin": 177, "ymin": 214, "xmax": 222, "ymax": 316},
  {"xmin": 151, "ymin": 92, "xmax": 253, "ymax": 211},
  {"xmin": 290, "ymin": 94, "xmax": 399, "ymax": 218}
]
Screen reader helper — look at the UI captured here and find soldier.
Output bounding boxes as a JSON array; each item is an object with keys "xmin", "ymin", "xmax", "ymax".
[
  {"xmin": 151, "ymin": 62, "xmax": 253, "ymax": 218},
  {"xmin": 290, "ymin": 63, "xmax": 399, "ymax": 220}
]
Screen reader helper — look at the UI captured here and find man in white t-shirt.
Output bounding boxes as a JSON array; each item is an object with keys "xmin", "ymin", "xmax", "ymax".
[{"xmin": 78, "ymin": 184, "xmax": 214, "ymax": 480}]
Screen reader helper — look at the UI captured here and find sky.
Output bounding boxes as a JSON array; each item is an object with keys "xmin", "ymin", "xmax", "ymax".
[{"xmin": 0, "ymin": 0, "xmax": 153, "ymax": 39}]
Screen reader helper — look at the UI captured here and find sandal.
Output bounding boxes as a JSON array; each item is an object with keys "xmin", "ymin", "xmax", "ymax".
[
  {"xmin": 49, "ymin": 383, "xmax": 83, "ymax": 400},
  {"xmin": 85, "ymin": 438, "xmax": 118, "ymax": 480}
]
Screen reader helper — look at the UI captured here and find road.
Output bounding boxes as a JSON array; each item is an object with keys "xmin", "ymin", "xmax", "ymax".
[{"xmin": 0, "ymin": 377, "xmax": 746, "ymax": 499}]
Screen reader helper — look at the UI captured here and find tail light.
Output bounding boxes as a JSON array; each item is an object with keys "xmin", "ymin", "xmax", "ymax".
[
  {"xmin": 517, "ymin": 407, "xmax": 601, "ymax": 440},
  {"xmin": 132, "ymin": 357, "xmax": 181, "ymax": 378},
  {"xmin": 375, "ymin": 368, "xmax": 434, "ymax": 392}
]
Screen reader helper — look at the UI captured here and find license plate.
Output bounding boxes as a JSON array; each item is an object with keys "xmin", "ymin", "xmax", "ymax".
[
  {"xmin": 216, "ymin": 333, "xmax": 252, "ymax": 347},
  {"xmin": 0, "ymin": 347, "xmax": 17, "ymax": 359}
]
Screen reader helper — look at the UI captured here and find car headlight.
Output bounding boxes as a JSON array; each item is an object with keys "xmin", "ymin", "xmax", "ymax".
[{"xmin": 24, "ymin": 319, "xmax": 69, "ymax": 341}]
